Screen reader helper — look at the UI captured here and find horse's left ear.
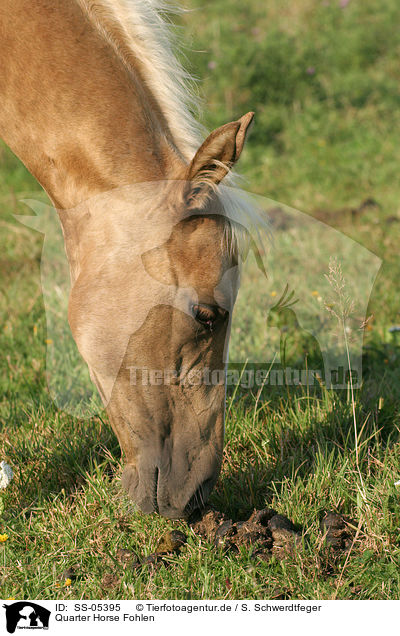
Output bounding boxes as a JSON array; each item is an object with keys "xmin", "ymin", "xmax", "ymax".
[{"xmin": 185, "ymin": 111, "xmax": 254, "ymax": 208}]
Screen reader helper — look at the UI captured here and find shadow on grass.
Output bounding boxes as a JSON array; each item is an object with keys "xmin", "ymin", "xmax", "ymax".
[
  {"xmin": 214, "ymin": 348, "xmax": 400, "ymax": 519},
  {"xmin": 2, "ymin": 386, "xmax": 120, "ymax": 516}
]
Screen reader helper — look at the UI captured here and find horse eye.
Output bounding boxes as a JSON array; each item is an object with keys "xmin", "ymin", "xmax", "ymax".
[{"xmin": 191, "ymin": 303, "xmax": 223, "ymax": 329}]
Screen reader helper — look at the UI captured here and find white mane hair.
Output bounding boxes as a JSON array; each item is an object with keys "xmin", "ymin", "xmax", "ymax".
[
  {"xmin": 76, "ymin": 0, "xmax": 203, "ymax": 160},
  {"xmin": 76, "ymin": 0, "xmax": 269, "ymax": 259}
]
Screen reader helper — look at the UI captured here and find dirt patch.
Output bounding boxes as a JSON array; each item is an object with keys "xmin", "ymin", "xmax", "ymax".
[
  {"xmin": 312, "ymin": 198, "xmax": 380, "ymax": 226},
  {"xmin": 111, "ymin": 510, "xmax": 355, "ymax": 575},
  {"xmin": 116, "ymin": 548, "xmax": 140, "ymax": 568},
  {"xmin": 267, "ymin": 198, "xmax": 381, "ymax": 232},
  {"xmin": 320, "ymin": 512, "xmax": 355, "ymax": 551},
  {"xmin": 156, "ymin": 530, "xmax": 187, "ymax": 553},
  {"xmin": 101, "ymin": 571, "xmax": 120, "ymax": 590},
  {"xmin": 115, "ymin": 530, "xmax": 188, "ymax": 572},
  {"xmin": 189, "ymin": 508, "xmax": 356, "ymax": 561},
  {"xmin": 190, "ymin": 507, "xmax": 301, "ymax": 559}
]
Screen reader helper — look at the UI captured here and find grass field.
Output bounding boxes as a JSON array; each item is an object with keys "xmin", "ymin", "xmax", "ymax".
[{"xmin": 1, "ymin": 0, "xmax": 400, "ymax": 600}]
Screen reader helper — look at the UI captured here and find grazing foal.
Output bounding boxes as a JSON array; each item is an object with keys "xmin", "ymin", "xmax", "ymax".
[{"xmin": 0, "ymin": 0, "xmax": 255, "ymax": 518}]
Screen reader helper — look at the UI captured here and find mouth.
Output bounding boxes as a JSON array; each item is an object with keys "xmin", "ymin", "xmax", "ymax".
[
  {"xmin": 122, "ymin": 457, "xmax": 218, "ymax": 519},
  {"xmin": 183, "ymin": 477, "xmax": 214, "ymax": 518}
]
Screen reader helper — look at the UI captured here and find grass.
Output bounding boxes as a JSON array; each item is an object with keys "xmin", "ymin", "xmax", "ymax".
[{"xmin": 2, "ymin": 0, "xmax": 400, "ymax": 599}]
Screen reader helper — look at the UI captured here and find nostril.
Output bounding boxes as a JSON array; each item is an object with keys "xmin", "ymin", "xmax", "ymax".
[
  {"xmin": 121, "ymin": 463, "xmax": 156, "ymax": 514},
  {"xmin": 122, "ymin": 463, "xmax": 162, "ymax": 516}
]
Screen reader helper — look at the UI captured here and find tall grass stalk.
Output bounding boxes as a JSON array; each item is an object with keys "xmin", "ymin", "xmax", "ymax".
[{"xmin": 325, "ymin": 257, "xmax": 366, "ymax": 499}]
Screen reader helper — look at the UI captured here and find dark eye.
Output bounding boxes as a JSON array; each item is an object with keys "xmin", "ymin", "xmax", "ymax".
[{"xmin": 191, "ymin": 303, "xmax": 227, "ymax": 330}]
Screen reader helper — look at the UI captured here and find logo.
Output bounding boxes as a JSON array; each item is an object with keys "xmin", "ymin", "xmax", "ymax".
[{"xmin": 3, "ymin": 602, "xmax": 50, "ymax": 634}]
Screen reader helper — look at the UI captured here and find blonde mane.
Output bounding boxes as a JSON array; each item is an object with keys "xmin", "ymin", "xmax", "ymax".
[
  {"xmin": 76, "ymin": 0, "xmax": 204, "ymax": 161},
  {"xmin": 76, "ymin": 0, "xmax": 268, "ymax": 258}
]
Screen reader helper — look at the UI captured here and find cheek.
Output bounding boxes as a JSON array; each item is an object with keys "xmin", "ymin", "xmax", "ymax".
[
  {"xmin": 68, "ymin": 284, "xmax": 133, "ymax": 379},
  {"xmin": 68, "ymin": 309, "xmax": 118, "ymax": 377}
]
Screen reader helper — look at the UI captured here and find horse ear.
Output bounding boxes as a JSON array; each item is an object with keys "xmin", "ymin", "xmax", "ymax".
[{"xmin": 185, "ymin": 111, "xmax": 254, "ymax": 208}]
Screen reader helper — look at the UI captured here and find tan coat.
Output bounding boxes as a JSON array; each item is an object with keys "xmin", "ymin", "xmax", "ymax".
[{"xmin": 0, "ymin": 0, "xmax": 254, "ymax": 518}]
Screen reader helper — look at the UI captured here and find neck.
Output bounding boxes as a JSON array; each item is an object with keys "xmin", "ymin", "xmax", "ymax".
[{"xmin": 0, "ymin": 0, "xmax": 185, "ymax": 208}]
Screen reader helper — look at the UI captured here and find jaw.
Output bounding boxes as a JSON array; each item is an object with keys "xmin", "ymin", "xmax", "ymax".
[
  {"xmin": 105, "ymin": 375, "xmax": 226, "ymax": 519},
  {"xmin": 121, "ymin": 450, "xmax": 220, "ymax": 520}
]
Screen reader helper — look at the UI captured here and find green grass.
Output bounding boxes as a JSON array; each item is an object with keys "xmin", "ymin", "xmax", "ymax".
[{"xmin": 2, "ymin": 0, "xmax": 400, "ymax": 599}]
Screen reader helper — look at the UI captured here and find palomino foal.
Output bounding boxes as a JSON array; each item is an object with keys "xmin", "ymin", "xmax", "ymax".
[{"xmin": 0, "ymin": 0, "xmax": 254, "ymax": 518}]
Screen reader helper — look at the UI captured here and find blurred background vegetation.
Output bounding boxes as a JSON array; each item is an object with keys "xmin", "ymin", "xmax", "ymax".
[{"xmin": 182, "ymin": 0, "xmax": 400, "ymax": 208}]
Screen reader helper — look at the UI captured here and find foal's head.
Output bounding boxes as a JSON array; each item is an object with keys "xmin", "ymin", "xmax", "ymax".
[{"xmin": 66, "ymin": 113, "xmax": 254, "ymax": 518}]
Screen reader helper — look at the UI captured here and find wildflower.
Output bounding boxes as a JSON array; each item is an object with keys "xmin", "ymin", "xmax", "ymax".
[
  {"xmin": 0, "ymin": 462, "xmax": 13, "ymax": 489},
  {"xmin": 0, "ymin": 534, "xmax": 9, "ymax": 542},
  {"xmin": 395, "ymin": 480, "xmax": 400, "ymax": 486},
  {"xmin": 207, "ymin": 61, "xmax": 217, "ymax": 71},
  {"xmin": 311, "ymin": 290, "xmax": 319, "ymax": 297},
  {"xmin": 45, "ymin": 338, "xmax": 53, "ymax": 345},
  {"xmin": 64, "ymin": 578, "xmax": 72, "ymax": 587},
  {"xmin": 33, "ymin": 325, "xmax": 38, "ymax": 336},
  {"xmin": 306, "ymin": 67, "xmax": 315, "ymax": 75},
  {"xmin": 270, "ymin": 291, "xmax": 277, "ymax": 297}
]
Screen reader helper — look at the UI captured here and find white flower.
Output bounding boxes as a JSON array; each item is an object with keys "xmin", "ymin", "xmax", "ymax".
[{"xmin": 0, "ymin": 462, "xmax": 13, "ymax": 489}]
